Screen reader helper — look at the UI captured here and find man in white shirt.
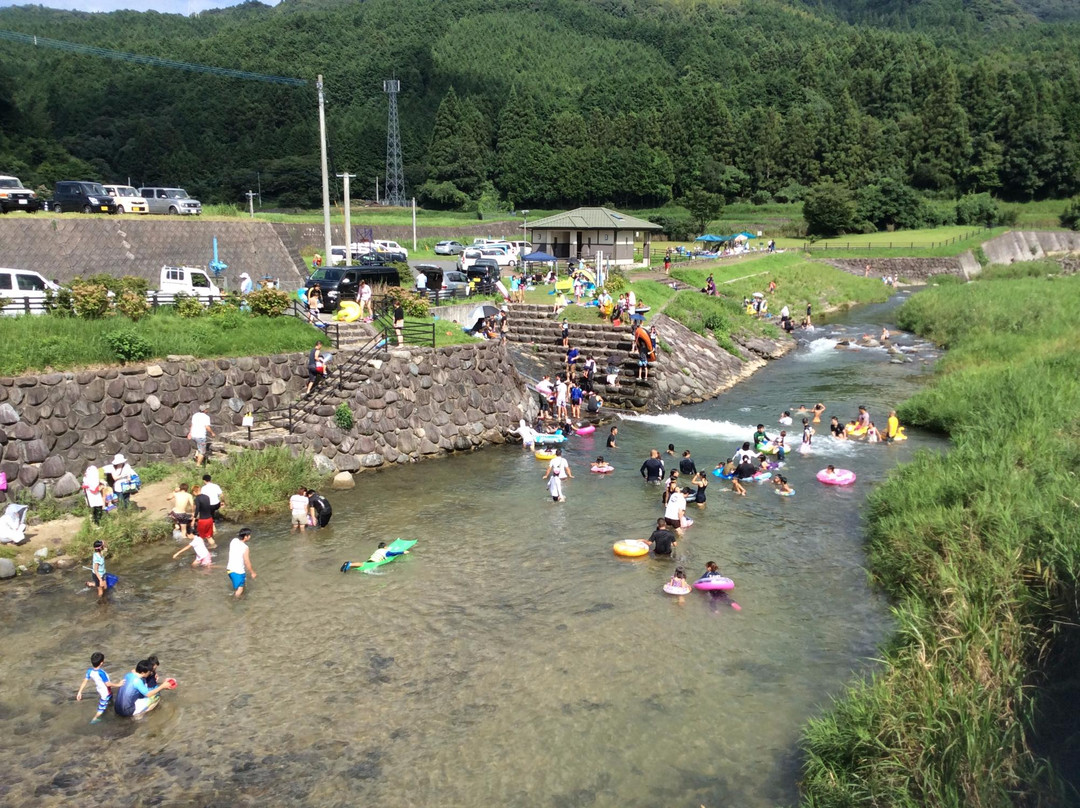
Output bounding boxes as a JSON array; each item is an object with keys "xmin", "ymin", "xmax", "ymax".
[
  {"xmin": 188, "ymin": 406, "xmax": 214, "ymax": 467},
  {"xmin": 554, "ymin": 376, "xmax": 568, "ymax": 420},
  {"xmin": 201, "ymin": 474, "xmax": 223, "ymax": 519},
  {"xmin": 664, "ymin": 487, "xmax": 686, "ymax": 530},
  {"xmin": 415, "ymin": 269, "xmax": 427, "ymax": 293},
  {"xmin": 535, "ymin": 375, "xmax": 553, "ymax": 418},
  {"xmin": 226, "ymin": 528, "xmax": 255, "ymax": 599},
  {"xmin": 289, "ymin": 487, "xmax": 310, "ymax": 533}
]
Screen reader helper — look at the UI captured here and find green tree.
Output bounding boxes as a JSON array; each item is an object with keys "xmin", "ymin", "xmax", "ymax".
[
  {"xmin": 803, "ymin": 182, "xmax": 857, "ymax": 237},
  {"xmin": 420, "ymin": 86, "xmax": 486, "ymax": 206},
  {"xmin": 856, "ymin": 178, "xmax": 928, "ymax": 231},
  {"xmin": 681, "ymin": 188, "xmax": 724, "ymax": 235}
]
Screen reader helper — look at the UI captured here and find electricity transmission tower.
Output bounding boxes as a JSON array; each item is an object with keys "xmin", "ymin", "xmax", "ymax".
[{"xmin": 383, "ymin": 79, "xmax": 406, "ymax": 207}]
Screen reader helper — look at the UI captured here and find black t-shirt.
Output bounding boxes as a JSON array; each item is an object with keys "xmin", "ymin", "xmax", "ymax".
[
  {"xmin": 679, "ymin": 458, "xmax": 697, "ymax": 475},
  {"xmin": 308, "ymin": 493, "xmax": 332, "ymax": 516},
  {"xmin": 735, "ymin": 461, "xmax": 757, "ymax": 480},
  {"xmin": 640, "ymin": 457, "xmax": 664, "ymax": 482},
  {"xmin": 393, "ymin": 304, "xmax": 404, "ymax": 321},
  {"xmin": 193, "ymin": 493, "xmax": 214, "ymax": 520},
  {"xmin": 830, "ymin": 423, "xmax": 845, "ymax": 437},
  {"xmin": 587, "ymin": 398, "xmax": 599, "ymax": 413},
  {"xmin": 648, "ymin": 529, "xmax": 676, "ymax": 555},
  {"xmin": 606, "ymin": 433, "xmax": 617, "ymax": 448}
]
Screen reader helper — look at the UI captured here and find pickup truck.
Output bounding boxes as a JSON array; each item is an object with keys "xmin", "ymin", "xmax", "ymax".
[{"xmin": 157, "ymin": 266, "xmax": 222, "ymax": 298}]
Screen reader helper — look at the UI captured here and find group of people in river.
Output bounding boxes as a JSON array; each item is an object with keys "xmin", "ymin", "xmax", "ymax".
[{"xmin": 75, "ymin": 652, "xmax": 174, "ymax": 723}]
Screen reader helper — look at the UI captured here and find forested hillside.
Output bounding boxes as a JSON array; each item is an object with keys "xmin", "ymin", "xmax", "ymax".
[{"xmin": 0, "ymin": 0, "xmax": 1078, "ymax": 211}]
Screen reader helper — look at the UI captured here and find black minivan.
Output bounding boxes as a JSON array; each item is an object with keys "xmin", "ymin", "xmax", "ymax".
[
  {"xmin": 304, "ymin": 264, "xmax": 401, "ymax": 312},
  {"xmin": 52, "ymin": 181, "xmax": 117, "ymax": 214}
]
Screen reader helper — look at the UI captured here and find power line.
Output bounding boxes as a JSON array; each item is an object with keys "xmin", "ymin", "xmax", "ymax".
[{"xmin": 0, "ymin": 28, "xmax": 307, "ymax": 86}]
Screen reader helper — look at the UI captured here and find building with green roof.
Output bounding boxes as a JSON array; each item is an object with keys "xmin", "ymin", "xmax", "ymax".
[{"xmin": 526, "ymin": 207, "xmax": 661, "ymax": 266}]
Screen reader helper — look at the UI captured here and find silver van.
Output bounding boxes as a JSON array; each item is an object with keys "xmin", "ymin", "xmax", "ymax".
[{"xmin": 138, "ymin": 187, "xmax": 202, "ymax": 215}]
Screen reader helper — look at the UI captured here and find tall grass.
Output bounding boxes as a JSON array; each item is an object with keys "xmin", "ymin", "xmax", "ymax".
[
  {"xmin": 198, "ymin": 447, "xmax": 330, "ymax": 520},
  {"xmin": 799, "ymin": 274, "xmax": 1080, "ymax": 806},
  {"xmin": 0, "ymin": 308, "xmax": 319, "ymax": 374}
]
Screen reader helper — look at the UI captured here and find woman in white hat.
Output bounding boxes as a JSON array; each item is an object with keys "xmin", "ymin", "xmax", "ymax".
[
  {"xmin": 110, "ymin": 453, "xmax": 135, "ymax": 510},
  {"xmin": 239, "ymin": 272, "xmax": 253, "ymax": 296}
]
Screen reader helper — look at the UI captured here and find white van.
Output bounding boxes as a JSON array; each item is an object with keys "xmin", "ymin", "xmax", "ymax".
[
  {"xmin": 102, "ymin": 185, "xmax": 149, "ymax": 215},
  {"xmin": 0, "ymin": 268, "xmax": 57, "ymax": 315},
  {"xmin": 375, "ymin": 239, "xmax": 408, "ymax": 258},
  {"xmin": 158, "ymin": 266, "xmax": 221, "ymax": 298}
]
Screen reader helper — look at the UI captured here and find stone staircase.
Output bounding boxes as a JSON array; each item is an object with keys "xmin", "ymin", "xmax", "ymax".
[{"xmin": 505, "ymin": 303, "xmax": 656, "ymax": 411}]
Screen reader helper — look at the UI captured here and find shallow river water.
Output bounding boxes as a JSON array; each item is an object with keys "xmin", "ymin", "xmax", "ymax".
[{"xmin": 0, "ymin": 293, "xmax": 946, "ymax": 807}]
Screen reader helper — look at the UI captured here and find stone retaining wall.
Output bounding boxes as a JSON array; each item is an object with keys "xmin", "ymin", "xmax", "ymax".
[
  {"xmin": 288, "ymin": 341, "xmax": 536, "ymax": 473},
  {"xmin": 823, "ymin": 255, "xmax": 980, "ymax": 280},
  {"xmin": 0, "ymin": 341, "xmax": 536, "ymax": 501},
  {"xmin": 0, "ymin": 353, "xmax": 310, "ymax": 502}
]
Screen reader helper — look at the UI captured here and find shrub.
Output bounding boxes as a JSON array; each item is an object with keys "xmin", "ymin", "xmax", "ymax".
[
  {"xmin": 386, "ymin": 261, "xmax": 411, "ymax": 288},
  {"xmin": 856, "ymin": 178, "xmax": 929, "ymax": 231},
  {"xmin": 998, "ymin": 206, "xmax": 1020, "ymax": 228},
  {"xmin": 955, "ymin": 192, "xmax": 1000, "ymax": 227},
  {"xmin": 66, "ymin": 509, "xmax": 171, "ymax": 561},
  {"xmin": 652, "ymin": 214, "xmax": 695, "ymax": 241},
  {"xmin": 0, "ymin": 296, "xmax": 7, "ymax": 314},
  {"xmin": 116, "ymin": 290, "xmax": 150, "ymax": 321},
  {"xmin": 382, "ymin": 286, "xmax": 430, "ymax": 318},
  {"xmin": 247, "ymin": 288, "xmax": 291, "ymax": 317},
  {"xmin": 1059, "ymin": 197, "xmax": 1080, "ymax": 230},
  {"xmin": 70, "ymin": 281, "xmax": 112, "ymax": 319},
  {"xmin": 172, "ymin": 293, "xmax": 204, "ymax": 319},
  {"xmin": 43, "ymin": 287, "xmax": 75, "ymax": 317},
  {"xmin": 106, "ymin": 329, "xmax": 152, "ymax": 362},
  {"xmin": 603, "ymin": 267, "xmax": 629, "ymax": 293},
  {"xmin": 334, "ymin": 402, "xmax": 354, "ymax": 431}
]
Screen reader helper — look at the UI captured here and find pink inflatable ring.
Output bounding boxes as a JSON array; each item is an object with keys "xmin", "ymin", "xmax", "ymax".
[
  {"xmin": 692, "ymin": 575, "xmax": 734, "ymax": 591},
  {"xmin": 817, "ymin": 468, "xmax": 856, "ymax": 486}
]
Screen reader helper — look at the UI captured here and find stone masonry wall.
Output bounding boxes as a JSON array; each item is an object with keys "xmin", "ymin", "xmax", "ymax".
[
  {"xmin": 0, "ymin": 341, "xmax": 536, "ymax": 501},
  {"xmin": 0, "ymin": 353, "xmax": 310, "ymax": 502},
  {"xmin": 823, "ymin": 255, "xmax": 981, "ymax": 280},
  {"xmin": 289, "ymin": 340, "xmax": 537, "ymax": 473}
]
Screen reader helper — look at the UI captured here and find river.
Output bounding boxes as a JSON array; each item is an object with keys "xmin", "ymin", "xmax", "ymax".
[{"xmin": 0, "ymin": 292, "xmax": 947, "ymax": 808}]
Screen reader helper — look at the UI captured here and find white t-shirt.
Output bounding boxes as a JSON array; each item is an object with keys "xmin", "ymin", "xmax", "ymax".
[
  {"xmin": 201, "ymin": 482, "xmax": 222, "ymax": 506},
  {"xmin": 555, "ymin": 381, "xmax": 567, "ymax": 404},
  {"xmin": 190, "ymin": 411, "xmax": 211, "ymax": 440},
  {"xmin": 360, "ymin": 284, "xmax": 372, "ymax": 301},
  {"xmin": 190, "ymin": 535, "xmax": 210, "ymax": 563},
  {"xmin": 289, "ymin": 494, "xmax": 309, "ymax": 517},
  {"xmin": 226, "ymin": 537, "xmax": 248, "ymax": 574},
  {"xmin": 664, "ymin": 491, "xmax": 686, "ymax": 521},
  {"xmin": 536, "ymin": 379, "xmax": 552, "ymax": 396},
  {"xmin": 416, "ymin": 272, "xmax": 427, "ymax": 290},
  {"xmin": 627, "ymin": 290, "xmax": 637, "ymax": 311},
  {"xmin": 547, "ymin": 456, "xmax": 569, "ymax": 479}
]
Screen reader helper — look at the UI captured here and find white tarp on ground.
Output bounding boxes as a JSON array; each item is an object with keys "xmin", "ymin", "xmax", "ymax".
[{"xmin": 0, "ymin": 503, "xmax": 29, "ymax": 545}]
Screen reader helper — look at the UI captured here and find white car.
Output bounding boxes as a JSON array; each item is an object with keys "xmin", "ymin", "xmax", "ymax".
[
  {"xmin": 0, "ymin": 268, "xmax": 57, "ymax": 315},
  {"xmin": 479, "ymin": 247, "xmax": 516, "ymax": 267},
  {"xmin": 375, "ymin": 240, "xmax": 408, "ymax": 259},
  {"xmin": 102, "ymin": 185, "xmax": 149, "ymax": 214},
  {"xmin": 457, "ymin": 248, "xmax": 483, "ymax": 271}
]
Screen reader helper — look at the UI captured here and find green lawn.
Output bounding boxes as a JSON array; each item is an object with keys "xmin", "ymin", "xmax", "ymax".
[{"xmin": 0, "ymin": 308, "xmax": 321, "ymax": 375}]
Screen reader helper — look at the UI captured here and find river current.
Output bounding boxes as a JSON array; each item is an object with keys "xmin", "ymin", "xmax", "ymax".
[{"xmin": 0, "ymin": 292, "xmax": 946, "ymax": 807}]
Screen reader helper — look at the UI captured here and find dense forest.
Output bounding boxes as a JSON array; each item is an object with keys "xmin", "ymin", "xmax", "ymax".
[{"xmin": 1, "ymin": 0, "xmax": 1079, "ymax": 214}]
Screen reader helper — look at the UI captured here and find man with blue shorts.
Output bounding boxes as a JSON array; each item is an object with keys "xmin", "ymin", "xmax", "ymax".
[{"xmin": 226, "ymin": 528, "xmax": 256, "ymax": 599}]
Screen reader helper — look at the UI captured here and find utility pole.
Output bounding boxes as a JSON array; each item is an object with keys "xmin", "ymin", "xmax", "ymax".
[
  {"xmin": 412, "ymin": 197, "xmax": 417, "ymax": 252},
  {"xmin": 337, "ymin": 172, "xmax": 355, "ymax": 262},
  {"xmin": 245, "ymin": 190, "xmax": 256, "ymax": 219},
  {"xmin": 375, "ymin": 176, "xmax": 379, "ymax": 205},
  {"xmin": 317, "ymin": 74, "xmax": 332, "ymax": 268}
]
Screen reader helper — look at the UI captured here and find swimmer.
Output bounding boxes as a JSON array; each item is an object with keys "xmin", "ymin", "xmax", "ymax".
[
  {"xmin": 593, "ymin": 456, "xmax": 614, "ymax": 473},
  {"xmin": 795, "ymin": 405, "xmax": 810, "ymax": 414},
  {"xmin": 829, "ymin": 416, "xmax": 845, "ymax": 438},
  {"xmin": 856, "ymin": 405, "xmax": 871, "ymax": 430},
  {"xmin": 731, "ymin": 477, "xmax": 747, "ymax": 496},
  {"xmin": 802, "ymin": 418, "xmax": 814, "ymax": 449},
  {"xmin": 881, "ymin": 327, "xmax": 890, "ymax": 342},
  {"xmin": 823, "ymin": 465, "xmax": 838, "ymax": 479},
  {"xmin": 774, "ymin": 430, "xmax": 788, "ymax": 460},
  {"xmin": 368, "ymin": 541, "xmax": 389, "ymax": 563},
  {"xmin": 647, "ymin": 518, "xmax": 677, "ymax": 557},
  {"xmin": 667, "ymin": 567, "xmax": 690, "ymax": 592},
  {"xmin": 703, "ymin": 561, "xmax": 722, "ymax": 578},
  {"xmin": 778, "ymin": 410, "xmax": 793, "ymax": 426},
  {"xmin": 666, "ymin": 443, "xmax": 677, "ymax": 456},
  {"xmin": 690, "ymin": 471, "xmax": 708, "ymax": 507},
  {"xmin": 773, "ymin": 475, "xmax": 793, "ymax": 495},
  {"xmin": 733, "ymin": 442, "xmax": 755, "ymax": 465},
  {"xmin": 812, "ymin": 402, "xmax": 826, "ymax": 423},
  {"xmin": 752, "ymin": 424, "xmax": 771, "ymax": 448},
  {"xmin": 886, "ymin": 410, "xmax": 901, "ymax": 442},
  {"xmin": 866, "ymin": 422, "xmax": 880, "ymax": 443}
]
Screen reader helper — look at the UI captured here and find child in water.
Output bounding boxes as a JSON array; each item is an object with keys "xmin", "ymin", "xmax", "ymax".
[
  {"xmin": 703, "ymin": 560, "xmax": 722, "ymax": 578},
  {"xmin": 774, "ymin": 475, "xmax": 794, "ymax": 495},
  {"xmin": 866, "ymin": 422, "xmax": 880, "ymax": 443},
  {"xmin": 667, "ymin": 567, "xmax": 690, "ymax": 592},
  {"xmin": 823, "ymin": 464, "xmax": 838, "ymax": 479},
  {"xmin": 75, "ymin": 651, "xmax": 114, "ymax": 724},
  {"xmin": 592, "ymin": 456, "xmax": 614, "ymax": 473}
]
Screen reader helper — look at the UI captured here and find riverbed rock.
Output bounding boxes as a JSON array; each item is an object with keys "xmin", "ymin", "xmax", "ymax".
[
  {"xmin": 331, "ymin": 471, "xmax": 355, "ymax": 490},
  {"xmin": 0, "ymin": 403, "xmax": 19, "ymax": 425},
  {"xmin": 36, "ymin": 561, "xmax": 54, "ymax": 574},
  {"xmin": 0, "ymin": 558, "xmax": 15, "ymax": 579},
  {"xmin": 312, "ymin": 454, "xmax": 336, "ymax": 475},
  {"xmin": 359, "ymin": 452, "xmax": 384, "ymax": 468},
  {"xmin": 53, "ymin": 555, "xmax": 77, "ymax": 570}
]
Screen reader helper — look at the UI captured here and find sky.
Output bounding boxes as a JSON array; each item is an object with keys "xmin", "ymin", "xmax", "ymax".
[{"xmin": 0, "ymin": 0, "xmax": 280, "ymax": 13}]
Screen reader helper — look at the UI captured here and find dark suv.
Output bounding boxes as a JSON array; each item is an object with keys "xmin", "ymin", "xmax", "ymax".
[
  {"xmin": 466, "ymin": 258, "xmax": 501, "ymax": 293},
  {"xmin": 0, "ymin": 175, "xmax": 42, "ymax": 213},
  {"xmin": 52, "ymin": 181, "xmax": 117, "ymax": 214},
  {"xmin": 304, "ymin": 265, "xmax": 401, "ymax": 312}
]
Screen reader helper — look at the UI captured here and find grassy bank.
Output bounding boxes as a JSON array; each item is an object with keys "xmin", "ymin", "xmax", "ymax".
[
  {"xmin": 64, "ymin": 448, "xmax": 330, "ymax": 561},
  {"xmin": 672, "ymin": 253, "xmax": 891, "ymax": 316},
  {"xmin": 799, "ymin": 273, "xmax": 1080, "ymax": 805},
  {"xmin": 0, "ymin": 308, "xmax": 320, "ymax": 375}
]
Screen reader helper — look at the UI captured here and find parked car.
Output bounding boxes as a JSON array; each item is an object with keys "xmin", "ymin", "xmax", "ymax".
[
  {"xmin": 415, "ymin": 264, "xmax": 470, "ymax": 299},
  {"xmin": 434, "ymin": 240, "xmax": 464, "ymax": 255},
  {"xmin": 138, "ymin": 186, "xmax": 202, "ymax": 215},
  {"xmin": 304, "ymin": 265, "xmax": 402, "ymax": 312},
  {"xmin": 158, "ymin": 266, "xmax": 221, "ymax": 297},
  {"xmin": 102, "ymin": 185, "xmax": 149, "ymax": 214},
  {"xmin": 375, "ymin": 240, "xmax": 408, "ymax": 259},
  {"xmin": 0, "ymin": 175, "xmax": 42, "ymax": 213},
  {"xmin": 52, "ymin": 181, "xmax": 117, "ymax": 214},
  {"xmin": 466, "ymin": 258, "xmax": 501, "ymax": 292},
  {"xmin": 478, "ymin": 247, "xmax": 517, "ymax": 268},
  {"xmin": 457, "ymin": 248, "xmax": 483, "ymax": 271},
  {"xmin": 0, "ymin": 268, "xmax": 57, "ymax": 315}
]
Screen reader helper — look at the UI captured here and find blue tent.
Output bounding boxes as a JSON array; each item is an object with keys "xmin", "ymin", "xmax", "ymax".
[
  {"xmin": 523, "ymin": 251, "xmax": 558, "ymax": 262},
  {"xmin": 694, "ymin": 234, "xmax": 723, "ymax": 242},
  {"xmin": 739, "ymin": 231, "xmax": 757, "ymax": 239}
]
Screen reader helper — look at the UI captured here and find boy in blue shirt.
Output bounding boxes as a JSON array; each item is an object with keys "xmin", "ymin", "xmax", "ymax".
[
  {"xmin": 113, "ymin": 659, "xmax": 172, "ymax": 718},
  {"xmin": 75, "ymin": 651, "xmax": 113, "ymax": 724}
]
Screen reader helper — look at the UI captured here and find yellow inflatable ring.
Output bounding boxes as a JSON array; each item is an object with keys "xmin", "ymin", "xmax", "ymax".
[
  {"xmin": 534, "ymin": 450, "xmax": 557, "ymax": 461},
  {"xmin": 336, "ymin": 300, "xmax": 361, "ymax": 322},
  {"xmin": 613, "ymin": 539, "xmax": 650, "ymax": 558}
]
